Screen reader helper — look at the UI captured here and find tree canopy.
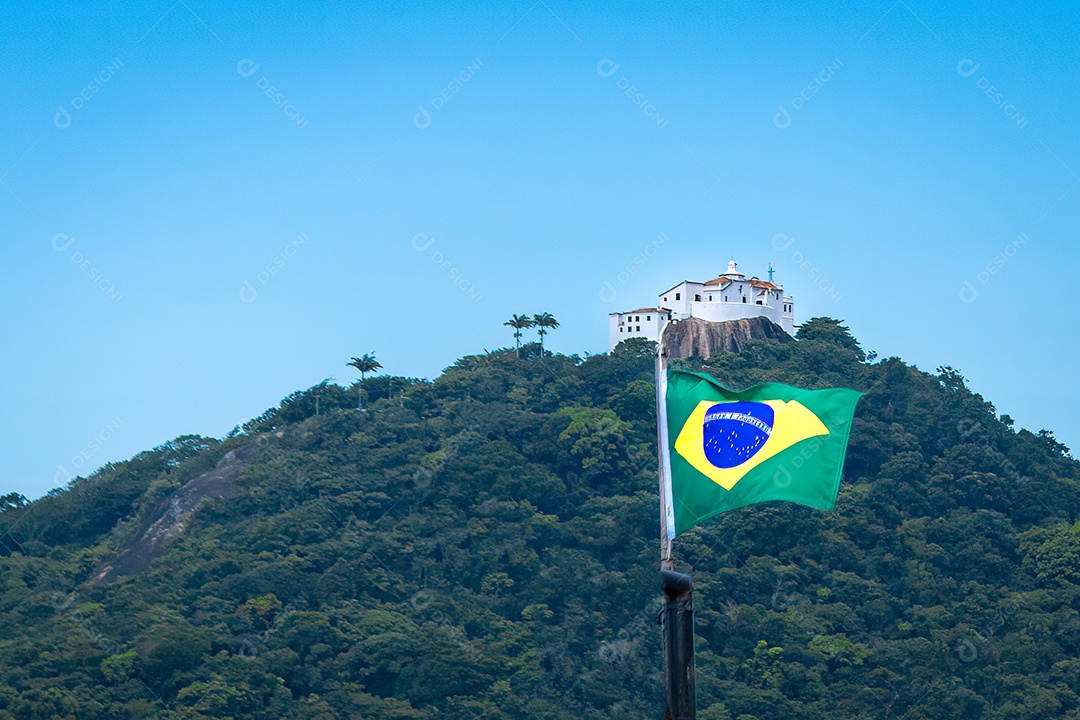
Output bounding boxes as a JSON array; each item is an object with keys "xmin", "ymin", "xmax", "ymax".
[{"xmin": 1, "ymin": 318, "xmax": 1077, "ymax": 719}]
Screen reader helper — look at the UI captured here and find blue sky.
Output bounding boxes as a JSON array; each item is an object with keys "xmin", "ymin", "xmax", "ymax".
[{"xmin": 2, "ymin": 0, "xmax": 1077, "ymax": 499}]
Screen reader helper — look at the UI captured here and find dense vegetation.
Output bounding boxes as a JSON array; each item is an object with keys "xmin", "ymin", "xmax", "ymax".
[{"xmin": 1, "ymin": 319, "xmax": 1078, "ymax": 719}]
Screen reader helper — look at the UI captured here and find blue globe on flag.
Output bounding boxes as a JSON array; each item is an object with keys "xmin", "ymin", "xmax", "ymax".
[{"xmin": 702, "ymin": 402, "xmax": 775, "ymax": 469}]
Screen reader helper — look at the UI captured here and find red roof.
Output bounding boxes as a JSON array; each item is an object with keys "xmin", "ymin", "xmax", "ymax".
[
  {"xmin": 700, "ymin": 276, "xmax": 783, "ymax": 291},
  {"xmin": 623, "ymin": 307, "xmax": 668, "ymax": 314}
]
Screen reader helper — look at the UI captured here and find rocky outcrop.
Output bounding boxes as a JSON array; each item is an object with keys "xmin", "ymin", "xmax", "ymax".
[
  {"xmin": 92, "ymin": 442, "xmax": 260, "ymax": 583},
  {"xmin": 661, "ymin": 316, "xmax": 792, "ymax": 360}
]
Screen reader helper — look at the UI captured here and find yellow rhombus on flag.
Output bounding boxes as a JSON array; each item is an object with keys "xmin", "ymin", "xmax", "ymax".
[{"xmin": 660, "ymin": 370, "xmax": 862, "ymax": 538}]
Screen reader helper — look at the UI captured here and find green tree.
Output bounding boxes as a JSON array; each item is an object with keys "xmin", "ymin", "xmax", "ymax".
[
  {"xmin": 531, "ymin": 312, "xmax": 559, "ymax": 355},
  {"xmin": 138, "ymin": 622, "xmax": 213, "ymax": 687},
  {"xmin": 794, "ymin": 317, "xmax": 865, "ymax": 361},
  {"xmin": 502, "ymin": 314, "xmax": 534, "ymax": 358},
  {"xmin": 347, "ymin": 353, "xmax": 383, "ymax": 409},
  {"xmin": 741, "ymin": 640, "xmax": 785, "ymax": 689},
  {"xmin": 0, "ymin": 493, "xmax": 26, "ymax": 513}
]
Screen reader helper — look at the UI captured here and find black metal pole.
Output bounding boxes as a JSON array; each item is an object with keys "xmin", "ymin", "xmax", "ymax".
[{"xmin": 661, "ymin": 569, "xmax": 695, "ymax": 720}]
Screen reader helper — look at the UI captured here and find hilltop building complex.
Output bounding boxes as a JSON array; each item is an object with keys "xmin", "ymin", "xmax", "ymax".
[{"xmin": 608, "ymin": 259, "xmax": 795, "ymax": 350}]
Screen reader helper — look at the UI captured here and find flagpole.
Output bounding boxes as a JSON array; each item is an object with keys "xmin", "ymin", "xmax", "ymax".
[
  {"xmin": 656, "ymin": 325, "xmax": 673, "ymax": 570},
  {"xmin": 656, "ymin": 321, "xmax": 678, "ymax": 569},
  {"xmin": 655, "ymin": 319, "xmax": 696, "ymax": 720}
]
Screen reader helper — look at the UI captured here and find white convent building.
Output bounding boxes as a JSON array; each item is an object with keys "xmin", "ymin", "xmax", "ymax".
[{"xmin": 609, "ymin": 259, "xmax": 795, "ymax": 350}]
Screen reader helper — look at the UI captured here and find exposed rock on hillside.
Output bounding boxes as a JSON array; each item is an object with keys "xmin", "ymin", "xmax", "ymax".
[
  {"xmin": 92, "ymin": 442, "xmax": 260, "ymax": 582},
  {"xmin": 661, "ymin": 316, "xmax": 792, "ymax": 360}
]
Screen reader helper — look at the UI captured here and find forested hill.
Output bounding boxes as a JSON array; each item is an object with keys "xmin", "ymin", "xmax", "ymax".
[{"xmin": 2, "ymin": 319, "xmax": 1080, "ymax": 720}]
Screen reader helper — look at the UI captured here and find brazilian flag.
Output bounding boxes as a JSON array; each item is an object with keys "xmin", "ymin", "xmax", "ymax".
[{"xmin": 660, "ymin": 370, "xmax": 862, "ymax": 538}]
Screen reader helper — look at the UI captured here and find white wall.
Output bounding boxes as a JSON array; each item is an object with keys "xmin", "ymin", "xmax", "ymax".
[
  {"xmin": 780, "ymin": 295, "xmax": 795, "ymax": 334},
  {"xmin": 658, "ymin": 282, "xmax": 700, "ymax": 317},
  {"xmin": 610, "ymin": 310, "xmax": 671, "ymax": 350},
  {"xmin": 609, "ymin": 314, "xmax": 622, "ymax": 349},
  {"xmin": 689, "ymin": 301, "xmax": 783, "ymax": 325}
]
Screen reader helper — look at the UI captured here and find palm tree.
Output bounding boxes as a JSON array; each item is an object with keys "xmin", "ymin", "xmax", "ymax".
[
  {"xmin": 532, "ymin": 312, "xmax": 559, "ymax": 355},
  {"xmin": 347, "ymin": 354, "xmax": 382, "ymax": 410},
  {"xmin": 503, "ymin": 314, "xmax": 535, "ymax": 358}
]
